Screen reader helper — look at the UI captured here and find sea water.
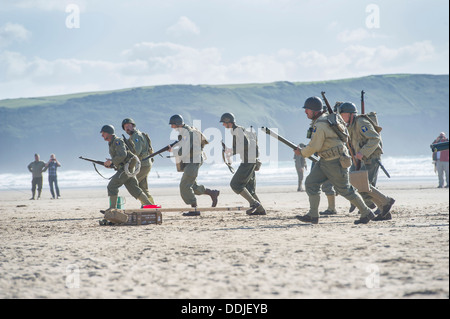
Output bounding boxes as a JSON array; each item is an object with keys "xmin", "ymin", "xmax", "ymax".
[{"xmin": 0, "ymin": 155, "xmax": 437, "ymax": 192}]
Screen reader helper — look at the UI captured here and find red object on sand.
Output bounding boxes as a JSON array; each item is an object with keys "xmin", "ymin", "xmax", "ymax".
[{"xmin": 142, "ymin": 205, "xmax": 161, "ymax": 209}]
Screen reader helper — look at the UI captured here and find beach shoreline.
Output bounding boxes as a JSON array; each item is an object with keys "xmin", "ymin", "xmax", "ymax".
[{"xmin": 0, "ymin": 182, "xmax": 448, "ymax": 299}]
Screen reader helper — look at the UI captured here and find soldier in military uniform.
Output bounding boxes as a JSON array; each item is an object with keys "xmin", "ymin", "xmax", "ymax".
[
  {"xmin": 121, "ymin": 118, "xmax": 155, "ymax": 205},
  {"xmin": 220, "ymin": 113, "xmax": 266, "ymax": 215},
  {"xmin": 100, "ymin": 125, "xmax": 152, "ymax": 211},
  {"xmin": 338, "ymin": 102, "xmax": 395, "ymax": 221},
  {"xmin": 295, "ymin": 97, "xmax": 375, "ymax": 225},
  {"xmin": 27, "ymin": 153, "xmax": 48, "ymax": 200},
  {"xmin": 168, "ymin": 115, "xmax": 220, "ymax": 216}
]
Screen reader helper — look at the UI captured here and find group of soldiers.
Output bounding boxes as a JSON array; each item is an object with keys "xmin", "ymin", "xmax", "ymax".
[{"xmin": 99, "ymin": 95, "xmax": 395, "ymax": 225}]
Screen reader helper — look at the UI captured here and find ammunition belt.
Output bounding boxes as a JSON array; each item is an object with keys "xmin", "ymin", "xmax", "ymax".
[{"xmin": 319, "ymin": 145, "xmax": 344, "ymax": 161}]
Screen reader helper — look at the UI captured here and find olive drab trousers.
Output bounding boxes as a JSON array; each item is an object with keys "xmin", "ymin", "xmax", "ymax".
[
  {"xmin": 305, "ymin": 158, "xmax": 371, "ymax": 218},
  {"xmin": 107, "ymin": 168, "xmax": 144, "ymax": 199},
  {"xmin": 230, "ymin": 163, "xmax": 258, "ymax": 199},
  {"xmin": 179, "ymin": 163, "xmax": 206, "ymax": 206}
]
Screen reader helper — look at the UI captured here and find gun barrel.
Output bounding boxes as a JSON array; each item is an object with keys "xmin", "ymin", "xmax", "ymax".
[{"xmin": 261, "ymin": 127, "xmax": 319, "ymax": 162}]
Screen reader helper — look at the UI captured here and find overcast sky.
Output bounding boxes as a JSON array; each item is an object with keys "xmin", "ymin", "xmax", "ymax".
[{"xmin": 0, "ymin": 0, "xmax": 448, "ymax": 99}]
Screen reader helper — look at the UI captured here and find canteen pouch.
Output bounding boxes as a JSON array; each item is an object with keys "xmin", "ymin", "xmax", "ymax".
[{"xmin": 339, "ymin": 147, "xmax": 352, "ymax": 169}]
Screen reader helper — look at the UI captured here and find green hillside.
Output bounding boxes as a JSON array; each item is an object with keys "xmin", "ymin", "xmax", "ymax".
[{"xmin": 0, "ymin": 74, "xmax": 448, "ymax": 173}]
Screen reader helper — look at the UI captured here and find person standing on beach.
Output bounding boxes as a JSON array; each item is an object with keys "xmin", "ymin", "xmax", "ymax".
[
  {"xmin": 27, "ymin": 153, "xmax": 48, "ymax": 200},
  {"xmin": 46, "ymin": 154, "xmax": 61, "ymax": 199},
  {"xmin": 122, "ymin": 118, "xmax": 155, "ymax": 204},
  {"xmin": 100, "ymin": 124, "xmax": 152, "ymax": 211},
  {"xmin": 294, "ymin": 152, "xmax": 307, "ymax": 192},
  {"xmin": 220, "ymin": 113, "xmax": 266, "ymax": 216},
  {"xmin": 294, "ymin": 96, "xmax": 374, "ymax": 225},
  {"xmin": 432, "ymin": 132, "xmax": 449, "ymax": 188},
  {"xmin": 339, "ymin": 102, "xmax": 395, "ymax": 221},
  {"xmin": 168, "ymin": 115, "xmax": 220, "ymax": 216}
]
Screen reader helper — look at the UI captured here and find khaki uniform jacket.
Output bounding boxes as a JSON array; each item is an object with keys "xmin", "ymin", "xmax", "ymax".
[
  {"xmin": 172, "ymin": 125, "xmax": 203, "ymax": 164},
  {"xmin": 109, "ymin": 135, "xmax": 130, "ymax": 169},
  {"xmin": 300, "ymin": 114, "xmax": 344, "ymax": 160},
  {"xmin": 231, "ymin": 125, "xmax": 259, "ymax": 163},
  {"xmin": 348, "ymin": 115, "xmax": 383, "ymax": 161},
  {"xmin": 128, "ymin": 129, "xmax": 152, "ymax": 167}
]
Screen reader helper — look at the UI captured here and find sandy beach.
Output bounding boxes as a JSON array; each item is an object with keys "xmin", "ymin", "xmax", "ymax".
[{"xmin": 0, "ymin": 181, "xmax": 448, "ymax": 299}]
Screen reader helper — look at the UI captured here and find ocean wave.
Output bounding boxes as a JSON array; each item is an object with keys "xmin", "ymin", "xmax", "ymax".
[{"xmin": 0, "ymin": 156, "xmax": 437, "ymax": 191}]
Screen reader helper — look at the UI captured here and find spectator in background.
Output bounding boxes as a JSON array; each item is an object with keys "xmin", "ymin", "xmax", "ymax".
[
  {"xmin": 27, "ymin": 153, "xmax": 48, "ymax": 200},
  {"xmin": 46, "ymin": 154, "xmax": 61, "ymax": 199},
  {"xmin": 432, "ymin": 132, "xmax": 449, "ymax": 188},
  {"xmin": 294, "ymin": 151, "xmax": 307, "ymax": 192}
]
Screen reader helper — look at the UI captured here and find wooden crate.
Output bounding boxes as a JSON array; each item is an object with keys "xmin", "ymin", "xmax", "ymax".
[{"xmin": 124, "ymin": 211, "xmax": 162, "ymax": 226}]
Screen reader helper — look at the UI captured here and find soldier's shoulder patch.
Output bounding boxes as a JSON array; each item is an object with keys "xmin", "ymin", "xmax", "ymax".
[
  {"xmin": 361, "ymin": 126, "xmax": 368, "ymax": 133},
  {"xmin": 135, "ymin": 138, "xmax": 139, "ymax": 143},
  {"xmin": 115, "ymin": 140, "xmax": 121, "ymax": 146},
  {"xmin": 313, "ymin": 126, "xmax": 317, "ymax": 133}
]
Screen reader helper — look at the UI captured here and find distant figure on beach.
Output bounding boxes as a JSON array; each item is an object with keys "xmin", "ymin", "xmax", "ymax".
[
  {"xmin": 432, "ymin": 132, "xmax": 449, "ymax": 188},
  {"xmin": 46, "ymin": 154, "xmax": 61, "ymax": 199},
  {"xmin": 27, "ymin": 153, "xmax": 48, "ymax": 200},
  {"xmin": 294, "ymin": 152, "xmax": 307, "ymax": 192}
]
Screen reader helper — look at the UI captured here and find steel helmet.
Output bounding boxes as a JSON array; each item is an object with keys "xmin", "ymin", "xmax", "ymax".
[
  {"xmin": 220, "ymin": 112, "xmax": 236, "ymax": 124},
  {"xmin": 339, "ymin": 102, "xmax": 358, "ymax": 114},
  {"xmin": 169, "ymin": 114, "xmax": 184, "ymax": 126},
  {"xmin": 121, "ymin": 118, "xmax": 136, "ymax": 130},
  {"xmin": 100, "ymin": 125, "xmax": 115, "ymax": 135},
  {"xmin": 303, "ymin": 97, "xmax": 323, "ymax": 111}
]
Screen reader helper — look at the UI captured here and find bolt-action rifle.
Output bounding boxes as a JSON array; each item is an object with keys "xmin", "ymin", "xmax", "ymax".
[
  {"xmin": 79, "ymin": 156, "xmax": 116, "ymax": 169},
  {"xmin": 261, "ymin": 127, "xmax": 319, "ymax": 162},
  {"xmin": 141, "ymin": 139, "xmax": 180, "ymax": 162}
]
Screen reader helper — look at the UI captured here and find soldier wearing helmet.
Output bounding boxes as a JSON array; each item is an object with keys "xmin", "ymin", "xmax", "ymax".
[
  {"xmin": 295, "ymin": 97, "xmax": 375, "ymax": 225},
  {"xmin": 220, "ymin": 113, "xmax": 266, "ymax": 215},
  {"xmin": 100, "ymin": 124, "xmax": 152, "ymax": 213},
  {"xmin": 339, "ymin": 102, "xmax": 395, "ymax": 221},
  {"xmin": 168, "ymin": 115, "xmax": 220, "ymax": 215},
  {"xmin": 122, "ymin": 118, "xmax": 155, "ymax": 205}
]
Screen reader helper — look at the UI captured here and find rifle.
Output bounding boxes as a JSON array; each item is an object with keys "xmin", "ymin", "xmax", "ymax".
[
  {"xmin": 79, "ymin": 156, "xmax": 116, "ymax": 180},
  {"xmin": 79, "ymin": 156, "xmax": 116, "ymax": 169},
  {"xmin": 321, "ymin": 91, "xmax": 334, "ymax": 114},
  {"xmin": 261, "ymin": 127, "xmax": 319, "ymax": 162},
  {"xmin": 221, "ymin": 140, "xmax": 235, "ymax": 174},
  {"xmin": 141, "ymin": 140, "xmax": 180, "ymax": 162},
  {"xmin": 361, "ymin": 90, "xmax": 365, "ymax": 114}
]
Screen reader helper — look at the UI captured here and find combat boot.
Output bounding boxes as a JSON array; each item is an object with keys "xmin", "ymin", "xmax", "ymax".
[
  {"xmin": 204, "ymin": 188, "xmax": 220, "ymax": 207},
  {"xmin": 296, "ymin": 214, "xmax": 319, "ymax": 224},
  {"xmin": 373, "ymin": 198, "xmax": 395, "ymax": 221},
  {"xmin": 183, "ymin": 203, "xmax": 200, "ymax": 216},
  {"xmin": 320, "ymin": 195, "xmax": 337, "ymax": 215},
  {"xmin": 351, "ymin": 195, "xmax": 375, "ymax": 225}
]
